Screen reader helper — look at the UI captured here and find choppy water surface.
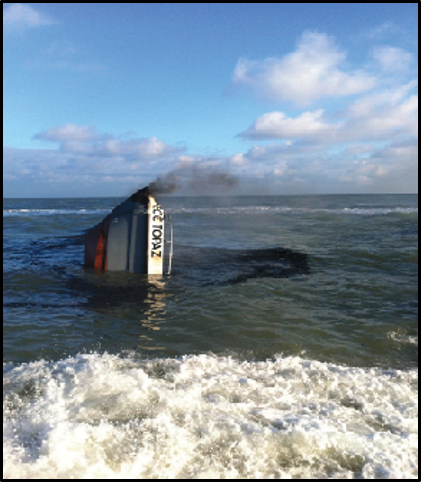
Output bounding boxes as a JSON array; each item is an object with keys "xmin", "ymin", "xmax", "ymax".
[{"xmin": 3, "ymin": 194, "xmax": 418, "ymax": 479}]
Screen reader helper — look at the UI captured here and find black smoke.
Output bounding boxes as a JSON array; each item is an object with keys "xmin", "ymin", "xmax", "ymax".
[{"xmin": 148, "ymin": 164, "xmax": 239, "ymax": 196}]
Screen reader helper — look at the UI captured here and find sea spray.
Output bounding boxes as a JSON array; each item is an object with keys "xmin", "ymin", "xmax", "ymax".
[{"xmin": 3, "ymin": 353, "xmax": 418, "ymax": 479}]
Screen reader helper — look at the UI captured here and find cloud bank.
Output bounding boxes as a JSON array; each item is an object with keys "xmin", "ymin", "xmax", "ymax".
[
  {"xmin": 4, "ymin": 126, "xmax": 186, "ymax": 197},
  {"xmin": 232, "ymin": 83, "xmax": 418, "ymax": 194},
  {"xmin": 230, "ymin": 31, "xmax": 417, "ymax": 194}
]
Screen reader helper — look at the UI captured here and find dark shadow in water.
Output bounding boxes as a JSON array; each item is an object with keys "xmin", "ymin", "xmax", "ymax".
[{"xmin": 171, "ymin": 245, "xmax": 309, "ymax": 286}]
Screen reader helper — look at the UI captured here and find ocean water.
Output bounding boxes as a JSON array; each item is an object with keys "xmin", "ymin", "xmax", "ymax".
[{"xmin": 3, "ymin": 194, "xmax": 418, "ymax": 479}]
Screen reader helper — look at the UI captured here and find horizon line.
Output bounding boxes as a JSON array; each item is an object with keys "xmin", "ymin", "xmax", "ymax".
[{"xmin": 3, "ymin": 192, "xmax": 418, "ymax": 200}]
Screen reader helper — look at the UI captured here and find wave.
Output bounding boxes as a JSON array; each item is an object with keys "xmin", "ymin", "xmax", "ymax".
[
  {"xmin": 388, "ymin": 331, "xmax": 418, "ymax": 346},
  {"xmin": 3, "ymin": 208, "xmax": 111, "ymax": 217},
  {"xmin": 167, "ymin": 206, "xmax": 418, "ymax": 216},
  {"xmin": 3, "ymin": 352, "xmax": 418, "ymax": 479},
  {"xmin": 3, "ymin": 206, "xmax": 418, "ymax": 218}
]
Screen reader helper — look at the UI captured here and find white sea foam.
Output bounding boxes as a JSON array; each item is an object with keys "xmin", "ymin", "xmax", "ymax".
[
  {"xmin": 3, "ymin": 208, "xmax": 110, "ymax": 217},
  {"xmin": 388, "ymin": 331, "xmax": 418, "ymax": 346},
  {"xmin": 167, "ymin": 206, "xmax": 418, "ymax": 216},
  {"xmin": 3, "ymin": 353, "xmax": 418, "ymax": 479},
  {"xmin": 3, "ymin": 205, "xmax": 417, "ymax": 218}
]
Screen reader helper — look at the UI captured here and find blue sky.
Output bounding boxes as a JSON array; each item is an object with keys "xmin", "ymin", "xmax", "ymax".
[{"xmin": 3, "ymin": 3, "xmax": 418, "ymax": 197}]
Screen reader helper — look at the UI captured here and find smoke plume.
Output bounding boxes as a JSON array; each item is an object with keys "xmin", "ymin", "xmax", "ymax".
[{"xmin": 148, "ymin": 164, "xmax": 239, "ymax": 196}]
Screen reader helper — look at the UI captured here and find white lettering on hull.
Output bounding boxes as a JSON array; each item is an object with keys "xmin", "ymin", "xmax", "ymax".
[{"xmin": 147, "ymin": 197, "xmax": 164, "ymax": 274}]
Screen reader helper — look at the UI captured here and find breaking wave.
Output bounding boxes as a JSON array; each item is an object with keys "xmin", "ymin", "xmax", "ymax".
[
  {"xmin": 167, "ymin": 206, "xmax": 418, "ymax": 216},
  {"xmin": 3, "ymin": 206, "xmax": 417, "ymax": 218},
  {"xmin": 3, "ymin": 352, "xmax": 418, "ymax": 479},
  {"xmin": 3, "ymin": 208, "xmax": 111, "ymax": 217}
]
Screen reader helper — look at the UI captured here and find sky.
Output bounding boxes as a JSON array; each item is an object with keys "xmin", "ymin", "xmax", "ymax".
[{"xmin": 3, "ymin": 3, "xmax": 418, "ymax": 197}]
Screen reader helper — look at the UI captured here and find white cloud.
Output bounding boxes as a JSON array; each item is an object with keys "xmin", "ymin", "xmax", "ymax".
[
  {"xmin": 34, "ymin": 124, "xmax": 102, "ymax": 143},
  {"xmin": 341, "ymin": 89, "xmax": 418, "ymax": 142},
  {"xmin": 343, "ymin": 139, "xmax": 418, "ymax": 192},
  {"xmin": 344, "ymin": 80, "xmax": 417, "ymax": 118},
  {"xmin": 372, "ymin": 46, "xmax": 413, "ymax": 74},
  {"xmin": 230, "ymin": 153, "xmax": 247, "ymax": 166},
  {"xmin": 95, "ymin": 137, "xmax": 179, "ymax": 160},
  {"xmin": 241, "ymin": 82, "xmax": 418, "ymax": 145},
  {"xmin": 4, "ymin": 126, "xmax": 187, "ymax": 197},
  {"xmin": 33, "ymin": 125, "xmax": 181, "ymax": 161},
  {"xmin": 232, "ymin": 31, "xmax": 376, "ymax": 106},
  {"xmin": 233, "ymin": 69, "xmax": 417, "ymax": 193},
  {"xmin": 241, "ymin": 109, "xmax": 340, "ymax": 140},
  {"xmin": 3, "ymin": 3, "xmax": 55, "ymax": 31},
  {"xmin": 227, "ymin": 135, "xmax": 418, "ymax": 194}
]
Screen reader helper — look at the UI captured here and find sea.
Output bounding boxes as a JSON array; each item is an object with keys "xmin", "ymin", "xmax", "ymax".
[{"xmin": 3, "ymin": 194, "xmax": 418, "ymax": 479}]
